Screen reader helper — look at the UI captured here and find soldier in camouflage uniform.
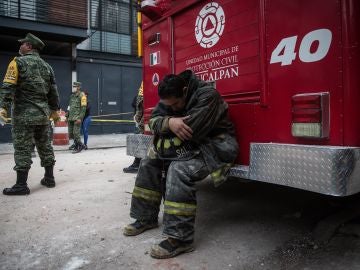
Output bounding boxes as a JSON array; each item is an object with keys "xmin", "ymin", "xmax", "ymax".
[
  {"xmin": 0, "ymin": 33, "xmax": 60, "ymax": 196},
  {"xmin": 66, "ymin": 81, "xmax": 87, "ymax": 153},
  {"xmin": 123, "ymin": 70, "xmax": 239, "ymax": 259}
]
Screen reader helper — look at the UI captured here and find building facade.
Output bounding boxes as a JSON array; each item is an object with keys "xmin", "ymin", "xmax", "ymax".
[{"xmin": 0, "ymin": 0, "xmax": 142, "ymax": 142}]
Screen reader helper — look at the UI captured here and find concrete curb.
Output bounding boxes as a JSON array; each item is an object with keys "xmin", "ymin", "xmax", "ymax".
[
  {"xmin": 0, "ymin": 133, "xmax": 130, "ymax": 156},
  {"xmin": 0, "ymin": 144, "xmax": 127, "ymax": 156}
]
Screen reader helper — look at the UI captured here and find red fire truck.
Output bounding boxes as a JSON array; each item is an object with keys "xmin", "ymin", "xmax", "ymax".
[{"xmin": 127, "ymin": 0, "xmax": 360, "ymax": 196}]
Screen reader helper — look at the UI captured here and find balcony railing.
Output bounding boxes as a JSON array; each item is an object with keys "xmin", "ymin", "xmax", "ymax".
[{"xmin": 0, "ymin": 0, "xmax": 87, "ymax": 28}]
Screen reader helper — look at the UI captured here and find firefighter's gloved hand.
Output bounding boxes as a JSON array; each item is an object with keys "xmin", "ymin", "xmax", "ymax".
[
  {"xmin": 0, "ymin": 108, "xmax": 7, "ymax": 126},
  {"xmin": 169, "ymin": 116, "xmax": 193, "ymax": 141},
  {"xmin": 49, "ymin": 110, "xmax": 60, "ymax": 122}
]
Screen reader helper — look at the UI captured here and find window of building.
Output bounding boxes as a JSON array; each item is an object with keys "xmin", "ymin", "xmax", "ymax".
[
  {"xmin": 0, "ymin": 0, "xmax": 87, "ymax": 27},
  {"xmin": 78, "ymin": 0, "xmax": 138, "ymax": 55}
]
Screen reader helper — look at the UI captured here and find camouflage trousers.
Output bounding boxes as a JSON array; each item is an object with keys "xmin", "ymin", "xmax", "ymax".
[
  {"xmin": 12, "ymin": 124, "xmax": 55, "ymax": 171},
  {"xmin": 68, "ymin": 120, "xmax": 82, "ymax": 143},
  {"xmin": 130, "ymin": 155, "xmax": 210, "ymax": 242}
]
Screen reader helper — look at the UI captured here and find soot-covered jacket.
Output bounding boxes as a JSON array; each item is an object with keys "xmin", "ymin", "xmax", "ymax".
[{"xmin": 149, "ymin": 70, "xmax": 239, "ymax": 181}]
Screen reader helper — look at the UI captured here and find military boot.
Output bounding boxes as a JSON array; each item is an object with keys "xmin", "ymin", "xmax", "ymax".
[
  {"xmin": 123, "ymin": 157, "xmax": 141, "ymax": 173},
  {"xmin": 3, "ymin": 170, "xmax": 30, "ymax": 195},
  {"xmin": 72, "ymin": 142, "xmax": 84, "ymax": 154},
  {"xmin": 68, "ymin": 143, "xmax": 76, "ymax": 150},
  {"xmin": 40, "ymin": 166, "xmax": 56, "ymax": 188}
]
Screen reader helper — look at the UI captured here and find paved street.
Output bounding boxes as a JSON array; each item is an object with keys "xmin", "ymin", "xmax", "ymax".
[
  {"xmin": 1, "ymin": 143, "xmax": 360, "ymax": 269},
  {"xmin": 0, "ymin": 133, "xmax": 128, "ymax": 155}
]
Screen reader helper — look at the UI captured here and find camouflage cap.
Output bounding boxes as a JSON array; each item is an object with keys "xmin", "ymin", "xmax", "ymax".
[
  {"xmin": 18, "ymin": 33, "xmax": 45, "ymax": 50},
  {"xmin": 73, "ymin": 82, "xmax": 82, "ymax": 87}
]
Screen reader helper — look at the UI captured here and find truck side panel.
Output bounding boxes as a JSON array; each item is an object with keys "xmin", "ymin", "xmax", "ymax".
[
  {"xmin": 261, "ymin": 0, "xmax": 343, "ymax": 148},
  {"xmin": 343, "ymin": 0, "xmax": 360, "ymax": 145},
  {"xmin": 170, "ymin": 0, "xmax": 345, "ymax": 164},
  {"xmin": 141, "ymin": 0, "xmax": 359, "ymax": 165}
]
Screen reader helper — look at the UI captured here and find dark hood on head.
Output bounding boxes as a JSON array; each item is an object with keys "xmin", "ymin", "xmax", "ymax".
[{"xmin": 177, "ymin": 69, "xmax": 199, "ymax": 102}]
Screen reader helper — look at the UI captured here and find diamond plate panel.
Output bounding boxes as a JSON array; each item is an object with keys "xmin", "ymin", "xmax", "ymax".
[
  {"xmin": 126, "ymin": 134, "xmax": 153, "ymax": 158},
  {"xmin": 248, "ymin": 143, "xmax": 360, "ymax": 196}
]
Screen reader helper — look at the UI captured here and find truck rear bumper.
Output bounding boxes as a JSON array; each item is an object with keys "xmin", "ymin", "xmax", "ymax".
[
  {"xmin": 231, "ymin": 143, "xmax": 360, "ymax": 196},
  {"xmin": 126, "ymin": 134, "xmax": 360, "ymax": 196}
]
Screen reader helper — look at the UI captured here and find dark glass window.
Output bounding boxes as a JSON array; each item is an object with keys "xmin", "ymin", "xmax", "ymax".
[
  {"xmin": 82, "ymin": 0, "xmax": 138, "ymax": 55},
  {"xmin": 0, "ymin": 0, "xmax": 87, "ymax": 27}
]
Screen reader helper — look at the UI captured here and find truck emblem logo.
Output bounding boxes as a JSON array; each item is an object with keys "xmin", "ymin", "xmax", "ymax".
[
  {"xmin": 195, "ymin": 2, "xmax": 225, "ymax": 49},
  {"xmin": 152, "ymin": 73, "xmax": 160, "ymax": 86}
]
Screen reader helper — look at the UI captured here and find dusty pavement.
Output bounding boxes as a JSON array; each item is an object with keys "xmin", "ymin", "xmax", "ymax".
[{"xmin": 1, "ymin": 147, "xmax": 360, "ymax": 270}]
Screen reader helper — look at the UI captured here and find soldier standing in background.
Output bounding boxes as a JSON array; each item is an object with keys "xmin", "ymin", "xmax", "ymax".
[
  {"xmin": 123, "ymin": 81, "xmax": 144, "ymax": 173},
  {"xmin": 66, "ymin": 81, "xmax": 87, "ymax": 153},
  {"xmin": 0, "ymin": 33, "xmax": 60, "ymax": 195}
]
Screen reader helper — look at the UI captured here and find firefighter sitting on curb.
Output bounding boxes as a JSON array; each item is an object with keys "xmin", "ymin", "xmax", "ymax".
[
  {"xmin": 66, "ymin": 81, "xmax": 87, "ymax": 153},
  {"xmin": 123, "ymin": 70, "xmax": 239, "ymax": 259}
]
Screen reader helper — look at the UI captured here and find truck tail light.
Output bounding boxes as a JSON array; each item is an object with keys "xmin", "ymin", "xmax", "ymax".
[{"xmin": 291, "ymin": 92, "xmax": 329, "ymax": 138}]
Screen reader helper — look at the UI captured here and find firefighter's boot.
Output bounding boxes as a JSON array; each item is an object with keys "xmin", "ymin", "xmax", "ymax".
[
  {"xmin": 123, "ymin": 219, "xmax": 158, "ymax": 236},
  {"xmin": 150, "ymin": 238, "xmax": 194, "ymax": 259},
  {"xmin": 40, "ymin": 166, "xmax": 56, "ymax": 188},
  {"xmin": 3, "ymin": 170, "xmax": 30, "ymax": 195},
  {"xmin": 123, "ymin": 157, "xmax": 141, "ymax": 173}
]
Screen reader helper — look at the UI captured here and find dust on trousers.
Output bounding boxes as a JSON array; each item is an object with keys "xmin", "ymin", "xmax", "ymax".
[{"xmin": 130, "ymin": 156, "xmax": 210, "ymax": 242}]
